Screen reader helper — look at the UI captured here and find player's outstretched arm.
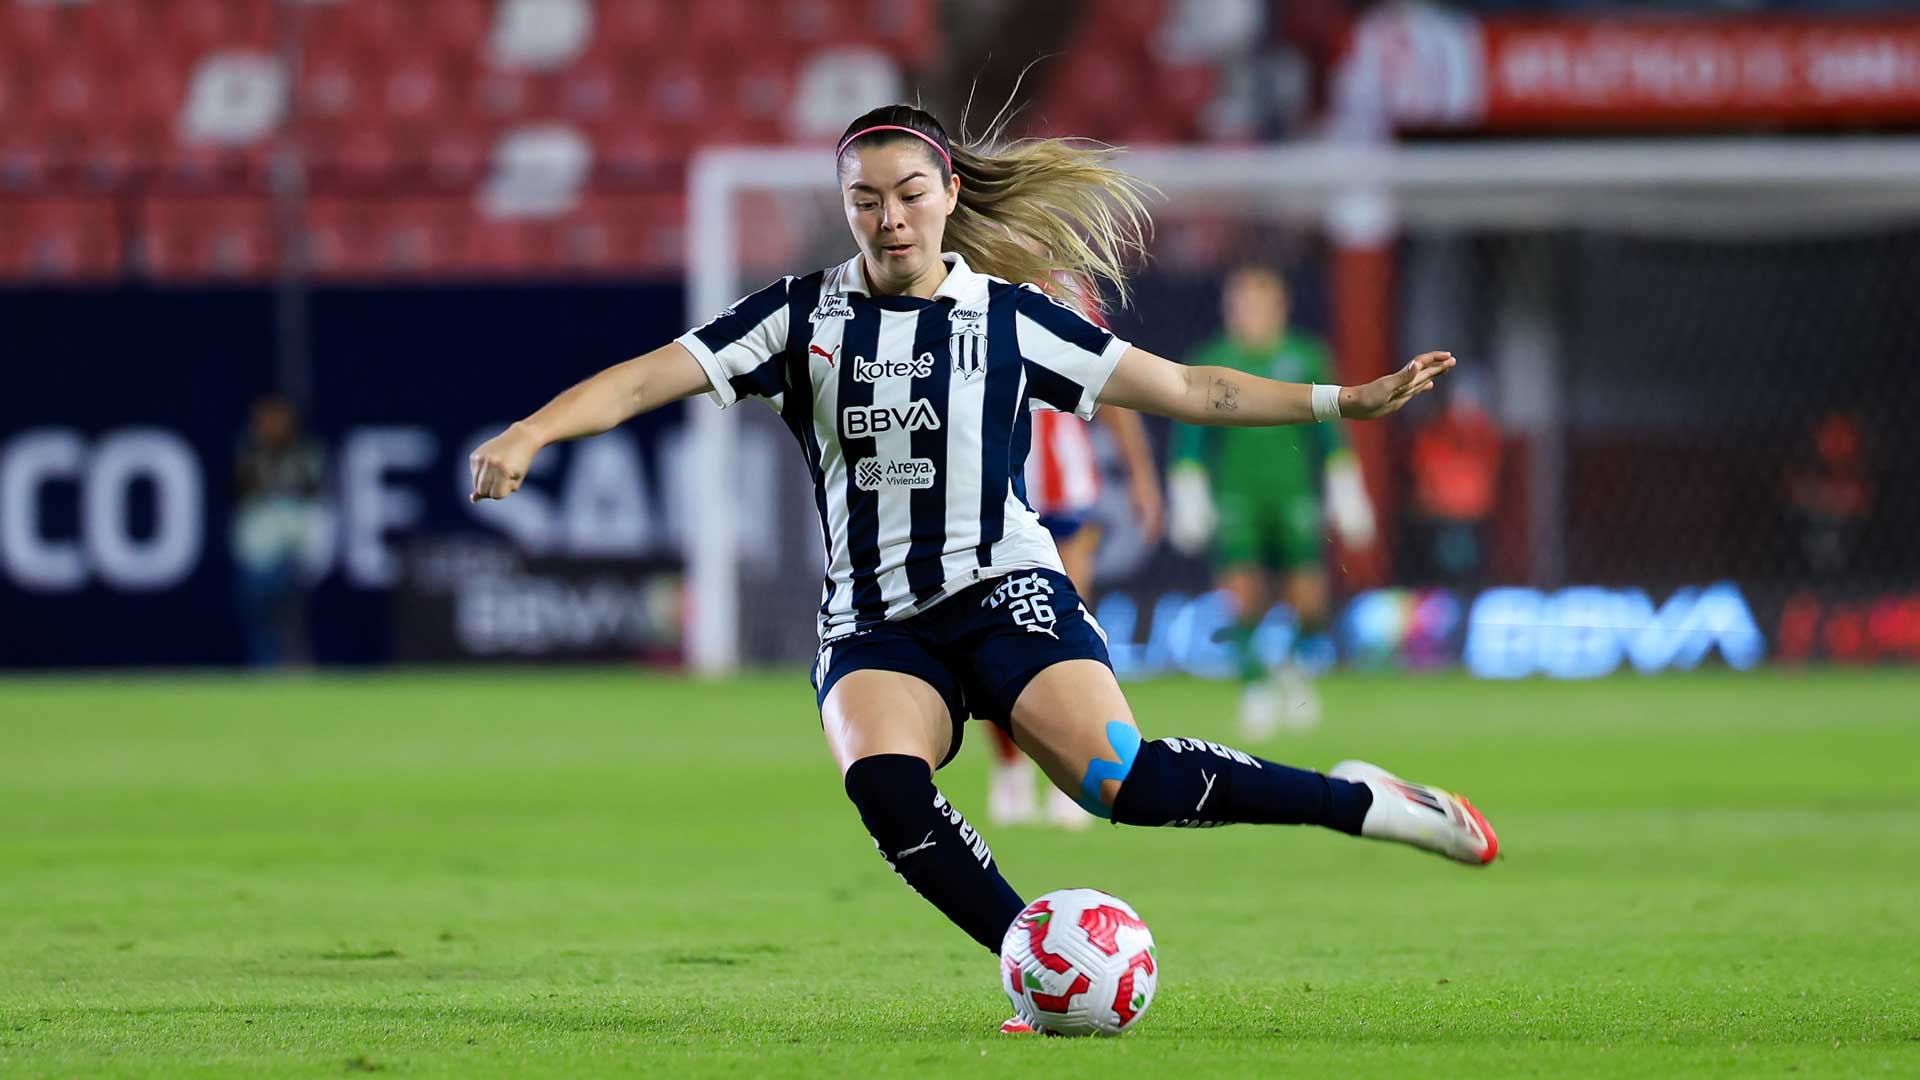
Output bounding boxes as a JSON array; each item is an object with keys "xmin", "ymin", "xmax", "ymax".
[
  {"xmin": 1099, "ymin": 346, "xmax": 1455, "ymax": 427},
  {"xmin": 468, "ymin": 342, "xmax": 712, "ymax": 502}
]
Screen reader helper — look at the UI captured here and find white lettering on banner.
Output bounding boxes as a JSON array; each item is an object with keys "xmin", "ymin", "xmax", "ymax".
[
  {"xmin": 1, "ymin": 428, "xmax": 86, "ymax": 590},
  {"xmin": 0, "ymin": 427, "xmax": 202, "ymax": 592},
  {"xmin": 563, "ymin": 434, "xmax": 653, "ymax": 555},
  {"xmin": 343, "ymin": 427, "xmax": 436, "ymax": 588},
  {"xmin": 83, "ymin": 430, "xmax": 202, "ymax": 590},
  {"xmin": 842, "ymin": 400, "xmax": 941, "ymax": 437},
  {"xmin": 854, "ymin": 457, "xmax": 936, "ymax": 491},
  {"xmin": 455, "ymin": 576, "xmax": 673, "ymax": 655},
  {"xmin": 1464, "ymin": 583, "xmax": 1764, "ymax": 679}
]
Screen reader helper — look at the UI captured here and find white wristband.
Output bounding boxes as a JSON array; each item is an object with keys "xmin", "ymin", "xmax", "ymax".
[{"xmin": 1310, "ymin": 383, "xmax": 1343, "ymax": 422}]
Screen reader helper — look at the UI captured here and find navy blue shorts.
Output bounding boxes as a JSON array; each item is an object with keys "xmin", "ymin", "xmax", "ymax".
[
  {"xmin": 810, "ymin": 568, "xmax": 1112, "ymax": 768},
  {"xmin": 1038, "ymin": 511, "xmax": 1089, "ymax": 542}
]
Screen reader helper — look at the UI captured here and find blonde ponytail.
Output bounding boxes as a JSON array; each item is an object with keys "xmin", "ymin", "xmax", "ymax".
[{"xmin": 945, "ymin": 136, "xmax": 1156, "ymax": 312}]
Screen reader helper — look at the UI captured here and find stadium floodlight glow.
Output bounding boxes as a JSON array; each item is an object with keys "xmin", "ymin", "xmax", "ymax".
[{"xmin": 686, "ymin": 137, "xmax": 1920, "ymax": 674}]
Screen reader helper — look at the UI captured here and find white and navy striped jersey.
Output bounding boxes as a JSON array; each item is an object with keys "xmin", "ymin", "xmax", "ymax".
[{"xmin": 675, "ymin": 252, "xmax": 1132, "ymax": 642}]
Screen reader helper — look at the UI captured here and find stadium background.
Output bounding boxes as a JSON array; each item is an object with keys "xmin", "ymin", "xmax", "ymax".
[
  {"xmin": 4, "ymin": 0, "xmax": 1917, "ymax": 674},
  {"xmin": 2, "ymin": 1, "xmax": 1918, "ymax": 1074}
]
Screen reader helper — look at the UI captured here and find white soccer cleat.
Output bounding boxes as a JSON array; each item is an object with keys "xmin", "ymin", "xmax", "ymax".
[
  {"xmin": 988, "ymin": 756, "xmax": 1039, "ymax": 826},
  {"xmin": 1330, "ymin": 759, "xmax": 1499, "ymax": 867}
]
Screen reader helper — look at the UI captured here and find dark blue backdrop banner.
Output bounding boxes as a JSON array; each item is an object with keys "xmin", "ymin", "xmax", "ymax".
[{"xmin": 0, "ymin": 282, "xmax": 689, "ymax": 667}]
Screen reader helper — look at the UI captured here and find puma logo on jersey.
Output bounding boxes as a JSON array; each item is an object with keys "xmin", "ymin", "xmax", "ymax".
[
  {"xmin": 842, "ymin": 400, "xmax": 942, "ymax": 437},
  {"xmin": 809, "ymin": 343, "xmax": 840, "ymax": 366}
]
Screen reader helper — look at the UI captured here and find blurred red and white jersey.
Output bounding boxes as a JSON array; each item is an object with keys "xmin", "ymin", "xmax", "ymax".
[{"xmin": 1024, "ymin": 275, "xmax": 1105, "ymax": 521}]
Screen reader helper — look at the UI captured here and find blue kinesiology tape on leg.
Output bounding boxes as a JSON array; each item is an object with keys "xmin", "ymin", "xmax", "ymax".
[{"xmin": 1077, "ymin": 720, "xmax": 1142, "ymax": 818}]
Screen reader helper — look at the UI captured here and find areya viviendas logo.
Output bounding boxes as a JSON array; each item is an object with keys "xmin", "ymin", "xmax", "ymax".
[{"xmin": 854, "ymin": 458, "xmax": 937, "ymax": 490}]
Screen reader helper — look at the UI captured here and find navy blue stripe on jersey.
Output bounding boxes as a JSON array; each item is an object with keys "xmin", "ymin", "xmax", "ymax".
[
  {"xmin": 975, "ymin": 280, "xmax": 1024, "ymax": 566},
  {"xmin": 1016, "ymin": 284, "xmax": 1116, "ymax": 355},
  {"xmin": 1022, "ymin": 360, "xmax": 1086, "ymax": 415},
  {"xmin": 838, "ymin": 302, "xmax": 887, "ymax": 622},
  {"xmin": 694, "ymin": 278, "xmax": 790, "ymax": 402},
  {"xmin": 904, "ymin": 302, "xmax": 955, "ymax": 603},
  {"xmin": 693, "ymin": 277, "xmax": 790, "ymax": 354},
  {"xmin": 1010, "ymin": 395, "xmax": 1034, "ymax": 511},
  {"xmin": 780, "ymin": 273, "xmax": 837, "ymax": 618},
  {"xmin": 728, "ymin": 357, "xmax": 785, "ymax": 402}
]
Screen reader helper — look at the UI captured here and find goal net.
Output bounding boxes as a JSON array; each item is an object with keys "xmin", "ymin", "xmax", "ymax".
[{"xmin": 685, "ymin": 138, "xmax": 1920, "ymax": 674}]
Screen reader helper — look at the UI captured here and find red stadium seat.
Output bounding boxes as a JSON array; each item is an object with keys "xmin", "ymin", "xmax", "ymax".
[
  {"xmin": 431, "ymin": 0, "xmax": 494, "ymax": 57},
  {"xmin": 305, "ymin": 197, "xmax": 475, "ymax": 279},
  {"xmin": 298, "ymin": 48, "xmax": 371, "ymax": 127},
  {"xmin": 423, "ymin": 122, "xmax": 491, "ymax": 190},
  {"xmin": 0, "ymin": 1, "xmax": 70, "ymax": 55},
  {"xmin": 0, "ymin": 197, "xmax": 122, "ymax": 281},
  {"xmin": 469, "ymin": 66, "xmax": 549, "ymax": 121},
  {"xmin": 163, "ymin": 0, "xmax": 273, "ymax": 52},
  {"xmin": 382, "ymin": 56, "xmax": 455, "ymax": 126},
  {"xmin": 595, "ymin": 124, "xmax": 671, "ymax": 185},
  {"xmin": 0, "ymin": 127, "xmax": 55, "ymax": 192},
  {"xmin": 79, "ymin": 1, "xmax": 161, "ymax": 59},
  {"xmin": 646, "ymin": 61, "xmax": 712, "ymax": 128},
  {"xmin": 555, "ymin": 193, "xmax": 687, "ymax": 274},
  {"xmin": 302, "ymin": 195, "xmax": 380, "ymax": 278},
  {"xmin": 119, "ymin": 57, "xmax": 191, "ymax": 131},
  {"xmin": 72, "ymin": 126, "xmax": 160, "ymax": 190},
  {"xmin": 558, "ymin": 58, "xmax": 635, "ymax": 126},
  {"xmin": 595, "ymin": 0, "xmax": 679, "ymax": 50},
  {"xmin": 372, "ymin": 197, "xmax": 473, "ymax": 276},
  {"xmin": 138, "ymin": 196, "xmax": 277, "ymax": 279},
  {"xmin": 32, "ymin": 58, "xmax": 106, "ymax": 130},
  {"xmin": 688, "ymin": 0, "xmax": 757, "ymax": 45},
  {"xmin": 467, "ymin": 215, "xmax": 553, "ymax": 275}
]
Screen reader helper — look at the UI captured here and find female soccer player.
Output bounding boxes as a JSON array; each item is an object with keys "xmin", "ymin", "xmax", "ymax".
[{"xmin": 469, "ymin": 106, "xmax": 1496, "ymax": 1028}]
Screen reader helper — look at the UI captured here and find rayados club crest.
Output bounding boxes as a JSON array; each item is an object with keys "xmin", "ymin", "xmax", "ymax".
[{"xmin": 950, "ymin": 306, "xmax": 987, "ymax": 379}]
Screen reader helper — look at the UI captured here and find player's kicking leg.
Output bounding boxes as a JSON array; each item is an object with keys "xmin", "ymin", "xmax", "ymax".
[{"xmin": 1010, "ymin": 660, "xmax": 1498, "ymax": 866}]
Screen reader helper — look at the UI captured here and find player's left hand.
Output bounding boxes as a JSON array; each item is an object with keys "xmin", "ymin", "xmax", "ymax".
[{"xmin": 1342, "ymin": 352, "xmax": 1454, "ymax": 420}]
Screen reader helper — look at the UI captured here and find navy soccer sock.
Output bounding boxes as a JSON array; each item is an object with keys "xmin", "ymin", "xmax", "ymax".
[
  {"xmin": 843, "ymin": 754, "xmax": 1026, "ymax": 954},
  {"xmin": 1108, "ymin": 737, "xmax": 1372, "ymax": 834}
]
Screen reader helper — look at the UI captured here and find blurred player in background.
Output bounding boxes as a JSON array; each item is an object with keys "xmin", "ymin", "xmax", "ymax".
[
  {"xmin": 470, "ymin": 107, "xmax": 1488, "ymax": 1033},
  {"xmin": 231, "ymin": 395, "xmax": 326, "ymax": 667},
  {"xmin": 987, "ymin": 379, "xmax": 1163, "ymax": 829},
  {"xmin": 1167, "ymin": 267, "xmax": 1375, "ymax": 736}
]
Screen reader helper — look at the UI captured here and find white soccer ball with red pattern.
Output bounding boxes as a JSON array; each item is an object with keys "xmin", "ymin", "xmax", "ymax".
[{"xmin": 999, "ymin": 888, "xmax": 1158, "ymax": 1037}]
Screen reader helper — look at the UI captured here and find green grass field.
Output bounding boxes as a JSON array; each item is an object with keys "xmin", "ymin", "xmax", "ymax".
[{"xmin": 3, "ymin": 669, "xmax": 1917, "ymax": 1077}]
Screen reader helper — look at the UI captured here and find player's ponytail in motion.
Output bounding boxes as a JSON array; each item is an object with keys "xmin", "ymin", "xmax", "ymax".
[{"xmin": 836, "ymin": 104, "xmax": 1155, "ymax": 311}]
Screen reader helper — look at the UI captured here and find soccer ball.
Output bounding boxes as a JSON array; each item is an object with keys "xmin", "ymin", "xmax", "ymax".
[{"xmin": 1000, "ymin": 888, "xmax": 1157, "ymax": 1037}]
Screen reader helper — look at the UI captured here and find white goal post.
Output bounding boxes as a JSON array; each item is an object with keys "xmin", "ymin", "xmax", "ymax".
[{"xmin": 684, "ymin": 137, "xmax": 1920, "ymax": 674}]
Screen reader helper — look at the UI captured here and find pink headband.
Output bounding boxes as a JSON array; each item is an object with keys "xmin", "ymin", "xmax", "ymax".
[{"xmin": 836, "ymin": 125, "xmax": 952, "ymax": 172}]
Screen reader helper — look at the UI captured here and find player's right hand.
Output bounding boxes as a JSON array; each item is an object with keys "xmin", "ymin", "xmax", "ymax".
[{"xmin": 469, "ymin": 423, "xmax": 541, "ymax": 502}]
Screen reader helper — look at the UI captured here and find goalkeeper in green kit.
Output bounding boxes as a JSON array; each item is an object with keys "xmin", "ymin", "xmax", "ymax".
[{"xmin": 1167, "ymin": 266, "xmax": 1376, "ymax": 736}]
